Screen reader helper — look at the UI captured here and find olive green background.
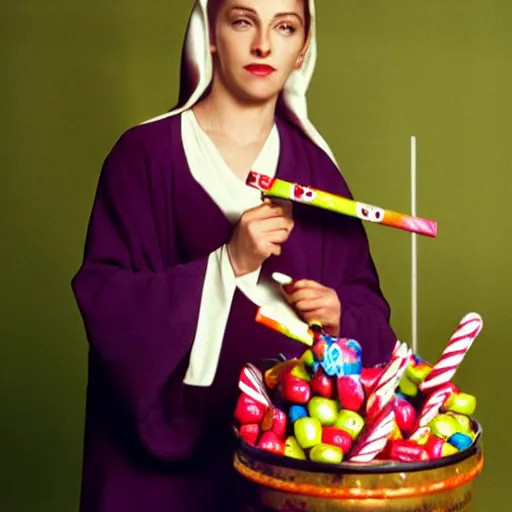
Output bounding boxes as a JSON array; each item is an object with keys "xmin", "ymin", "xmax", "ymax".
[{"xmin": 1, "ymin": 0, "xmax": 509, "ymax": 510}]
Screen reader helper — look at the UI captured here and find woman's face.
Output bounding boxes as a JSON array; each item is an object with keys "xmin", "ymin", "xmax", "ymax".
[{"xmin": 211, "ymin": 0, "xmax": 308, "ymax": 104}]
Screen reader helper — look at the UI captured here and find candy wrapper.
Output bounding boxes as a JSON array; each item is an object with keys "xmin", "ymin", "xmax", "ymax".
[
  {"xmin": 246, "ymin": 171, "xmax": 438, "ymax": 238},
  {"xmin": 232, "ymin": 312, "xmax": 483, "ymax": 466}
]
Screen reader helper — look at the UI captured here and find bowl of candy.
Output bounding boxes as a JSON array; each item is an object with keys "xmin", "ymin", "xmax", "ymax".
[{"xmin": 232, "ymin": 313, "xmax": 484, "ymax": 511}]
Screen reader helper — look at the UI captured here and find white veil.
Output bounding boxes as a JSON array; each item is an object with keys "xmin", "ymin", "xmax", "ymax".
[{"xmin": 142, "ymin": 0, "xmax": 338, "ymax": 166}]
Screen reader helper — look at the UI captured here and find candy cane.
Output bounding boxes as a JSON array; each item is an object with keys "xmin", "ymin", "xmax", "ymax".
[
  {"xmin": 419, "ymin": 313, "xmax": 483, "ymax": 393},
  {"xmin": 413, "ymin": 383, "xmax": 458, "ymax": 431},
  {"xmin": 238, "ymin": 364, "xmax": 271, "ymax": 407},
  {"xmin": 349, "ymin": 406, "xmax": 396, "ymax": 463},
  {"xmin": 366, "ymin": 342, "xmax": 411, "ymax": 421}
]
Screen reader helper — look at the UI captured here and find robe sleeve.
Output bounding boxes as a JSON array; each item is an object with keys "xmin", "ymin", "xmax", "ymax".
[
  {"xmin": 313, "ymin": 149, "xmax": 397, "ymax": 367},
  {"xmin": 71, "ymin": 127, "xmax": 231, "ymax": 462}
]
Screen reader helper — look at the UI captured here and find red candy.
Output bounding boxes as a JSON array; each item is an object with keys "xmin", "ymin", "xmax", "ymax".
[
  {"xmin": 257, "ymin": 431, "xmax": 285, "ymax": 455},
  {"xmin": 337, "ymin": 375, "xmax": 365, "ymax": 412},
  {"xmin": 424, "ymin": 435, "xmax": 445, "ymax": 459},
  {"xmin": 262, "ymin": 407, "xmax": 287, "ymax": 439},
  {"xmin": 281, "ymin": 371, "xmax": 312, "ymax": 404},
  {"xmin": 321, "ymin": 426, "xmax": 353, "ymax": 454},
  {"xmin": 240, "ymin": 423, "xmax": 260, "ymax": 446},
  {"xmin": 311, "ymin": 368, "xmax": 334, "ymax": 398},
  {"xmin": 392, "ymin": 396, "xmax": 417, "ymax": 436},
  {"xmin": 234, "ymin": 393, "xmax": 267, "ymax": 424},
  {"xmin": 388, "ymin": 440, "xmax": 429, "ymax": 462}
]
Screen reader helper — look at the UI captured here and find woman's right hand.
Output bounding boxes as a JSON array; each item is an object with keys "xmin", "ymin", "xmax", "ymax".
[{"xmin": 227, "ymin": 198, "xmax": 294, "ymax": 277}]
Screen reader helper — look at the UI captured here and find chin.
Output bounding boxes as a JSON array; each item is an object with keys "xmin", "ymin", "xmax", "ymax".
[{"xmin": 235, "ymin": 82, "xmax": 284, "ymax": 106}]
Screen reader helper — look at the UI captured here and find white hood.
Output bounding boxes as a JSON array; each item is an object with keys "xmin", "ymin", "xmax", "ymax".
[{"xmin": 142, "ymin": 0, "xmax": 338, "ymax": 166}]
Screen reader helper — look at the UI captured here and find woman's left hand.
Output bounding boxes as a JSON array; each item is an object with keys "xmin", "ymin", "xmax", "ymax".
[{"xmin": 283, "ymin": 279, "xmax": 342, "ymax": 337}]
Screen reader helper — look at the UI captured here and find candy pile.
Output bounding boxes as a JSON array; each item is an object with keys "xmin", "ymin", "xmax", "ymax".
[{"xmin": 233, "ymin": 313, "xmax": 483, "ymax": 465}]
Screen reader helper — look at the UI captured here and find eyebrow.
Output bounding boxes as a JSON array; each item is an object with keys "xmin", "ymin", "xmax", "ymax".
[{"xmin": 230, "ymin": 6, "xmax": 304, "ymax": 24}]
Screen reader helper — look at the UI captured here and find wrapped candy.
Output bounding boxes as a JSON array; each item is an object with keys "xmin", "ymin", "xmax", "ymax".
[{"xmin": 246, "ymin": 171, "xmax": 438, "ymax": 238}]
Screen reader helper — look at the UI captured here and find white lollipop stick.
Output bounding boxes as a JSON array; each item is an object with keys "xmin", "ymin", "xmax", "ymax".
[{"xmin": 411, "ymin": 136, "xmax": 418, "ymax": 354}]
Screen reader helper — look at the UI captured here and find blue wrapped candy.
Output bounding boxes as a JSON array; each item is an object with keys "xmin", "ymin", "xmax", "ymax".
[
  {"xmin": 448, "ymin": 432, "xmax": 473, "ymax": 451},
  {"xmin": 288, "ymin": 404, "xmax": 308, "ymax": 423},
  {"xmin": 320, "ymin": 338, "xmax": 362, "ymax": 378}
]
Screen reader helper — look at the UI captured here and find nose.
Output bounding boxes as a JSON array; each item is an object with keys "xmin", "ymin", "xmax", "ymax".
[{"xmin": 251, "ymin": 29, "xmax": 271, "ymax": 58}]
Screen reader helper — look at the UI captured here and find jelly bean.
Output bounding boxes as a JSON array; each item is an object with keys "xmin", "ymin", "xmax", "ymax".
[
  {"xmin": 443, "ymin": 393, "xmax": 476, "ymax": 416},
  {"xmin": 398, "ymin": 373, "xmax": 419, "ymax": 397},
  {"xmin": 289, "ymin": 404, "xmax": 308, "ymax": 423},
  {"xmin": 334, "ymin": 410, "xmax": 365, "ymax": 440},
  {"xmin": 428, "ymin": 414, "xmax": 461, "ymax": 440},
  {"xmin": 388, "ymin": 440, "xmax": 429, "ymax": 462},
  {"xmin": 424, "ymin": 435, "xmax": 444, "ymax": 459},
  {"xmin": 300, "ymin": 349, "xmax": 315, "ymax": 367},
  {"xmin": 448, "ymin": 432, "xmax": 473, "ymax": 451},
  {"xmin": 309, "ymin": 443, "xmax": 344, "ymax": 464},
  {"xmin": 406, "ymin": 362, "xmax": 433, "ymax": 383},
  {"xmin": 442, "ymin": 443, "xmax": 459, "ymax": 457},
  {"xmin": 446, "ymin": 412, "xmax": 472, "ymax": 433},
  {"xmin": 337, "ymin": 375, "xmax": 365, "ymax": 412}
]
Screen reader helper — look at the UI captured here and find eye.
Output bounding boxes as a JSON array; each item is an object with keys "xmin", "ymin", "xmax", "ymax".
[
  {"xmin": 278, "ymin": 23, "xmax": 297, "ymax": 35},
  {"xmin": 232, "ymin": 18, "xmax": 252, "ymax": 29}
]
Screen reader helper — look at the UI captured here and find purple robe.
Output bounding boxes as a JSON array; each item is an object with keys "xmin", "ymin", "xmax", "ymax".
[{"xmin": 71, "ymin": 113, "xmax": 396, "ymax": 511}]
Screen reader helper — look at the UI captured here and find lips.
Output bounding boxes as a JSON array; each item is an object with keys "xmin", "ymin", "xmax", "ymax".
[{"xmin": 244, "ymin": 64, "xmax": 276, "ymax": 77}]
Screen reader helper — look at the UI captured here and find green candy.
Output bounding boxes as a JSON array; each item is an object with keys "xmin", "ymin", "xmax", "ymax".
[
  {"xmin": 441, "ymin": 442, "xmax": 459, "ymax": 457},
  {"xmin": 443, "ymin": 393, "xmax": 476, "ymax": 416},
  {"xmin": 334, "ymin": 410, "xmax": 365, "ymax": 440},
  {"xmin": 406, "ymin": 363, "xmax": 433, "ymax": 383},
  {"xmin": 294, "ymin": 417, "xmax": 322, "ymax": 449},
  {"xmin": 284, "ymin": 436, "xmax": 307, "ymax": 460},
  {"xmin": 446, "ymin": 412, "xmax": 472, "ymax": 433},
  {"xmin": 309, "ymin": 443, "xmax": 343, "ymax": 464},
  {"xmin": 290, "ymin": 364, "xmax": 311, "ymax": 382},
  {"xmin": 300, "ymin": 349, "xmax": 315, "ymax": 367},
  {"xmin": 399, "ymin": 373, "xmax": 419, "ymax": 397},
  {"xmin": 308, "ymin": 397, "xmax": 339, "ymax": 426},
  {"xmin": 429, "ymin": 414, "xmax": 461, "ymax": 439}
]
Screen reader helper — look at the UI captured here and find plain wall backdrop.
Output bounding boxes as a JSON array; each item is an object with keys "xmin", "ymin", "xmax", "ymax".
[{"xmin": 1, "ymin": 1, "xmax": 510, "ymax": 510}]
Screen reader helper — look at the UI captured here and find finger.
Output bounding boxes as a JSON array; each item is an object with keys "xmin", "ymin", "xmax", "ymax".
[
  {"xmin": 269, "ymin": 198, "xmax": 293, "ymax": 217},
  {"xmin": 286, "ymin": 288, "xmax": 323, "ymax": 304},
  {"xmin": 254, "ymin": 217, "xmax": 294, "ymax": 234},
  {"xmin": 268, "ymin": 243, "xmax": 282, "ymax": 257},
  {"xmin": 300, "ymin": 309, "xmax": 329, "ymax": 326},
  {"xmin": 293, "ymin": 298, "xmax": 330, "ymax": 313},
  {"xmin": 288, "ymin": 279, "xmax": 326, "ymax": 291},
  {"xmin": 256, "ymin": 203, "xmax": 290, "ymax": 219}
]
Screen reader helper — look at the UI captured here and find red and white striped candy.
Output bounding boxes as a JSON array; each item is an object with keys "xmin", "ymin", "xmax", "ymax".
[
  {"xmin": 238, "ymin": 363, "xmax": 271, "ymax": 407},
  {"xmin": 413, "ymin": 383, "xmax": 458, "ymax": 431},
  {"xmin": 366, "ymin": 342, "xmax": 411, "ymax": 422},
  {"xmin": 349, "ymin": 405, "xmax": 396, "ymax": 463},
  {"xmin": 419, "ymin": 313, "xmax": 483, "ymax": 393}
]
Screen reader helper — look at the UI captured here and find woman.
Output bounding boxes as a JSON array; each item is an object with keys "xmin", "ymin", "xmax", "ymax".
[{"xmin": 72, "ymin": 0, "xmax": 397, "ymax": 510}]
